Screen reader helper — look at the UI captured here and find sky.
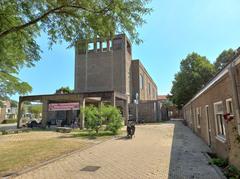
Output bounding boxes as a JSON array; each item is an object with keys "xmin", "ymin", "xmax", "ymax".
[{"xmin": 13, "ymin": 0, "xmax": 240, "ymax": 100}]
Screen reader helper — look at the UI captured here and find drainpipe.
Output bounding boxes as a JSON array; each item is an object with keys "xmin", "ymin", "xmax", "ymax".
[{"xmin": 229, "ymin": 62, "xmax": 240, "ymax": 135}]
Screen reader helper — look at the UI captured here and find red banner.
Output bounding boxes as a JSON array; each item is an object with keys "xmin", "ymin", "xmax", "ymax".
[{"xmin": 48, "ymin": 103, "xmax": 80, "ymax": 111}]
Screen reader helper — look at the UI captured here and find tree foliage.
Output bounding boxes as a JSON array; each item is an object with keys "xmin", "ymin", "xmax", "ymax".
[
  {"xmin": 0, "ymin": 0, "xmax": 151, "ymax": 98},
  {"xmin": 29, "ymin": 105, "xmax": 42, "ymax": 118},
  {"xmin": 101, "ymin": 105, "xmax": 123, "ymax": 134},
  {"xmin": 171, "ymin": 53, "xmax": 216, "ymax": 108},
  {"xmin": 81, "ymin": 105, "xmax": 123, "ymax": 134},
  {"xmin": 214, "ymin": 49, "xmax": 235, "ymax": 72},
  {"xmin": 10, "ymin": 100, "xmax": 18, "ymax": 108},
  {"xmin": 55, "ymin": 86, "xmax": 73, "ymax": 94},
  {"xmin": 82, "ymin": 105, "xmax": 103, "ymax": 134}
]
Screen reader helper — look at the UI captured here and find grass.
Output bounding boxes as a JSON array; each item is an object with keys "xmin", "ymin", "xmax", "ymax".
[
  {"xmin": 0, "ymin": 127, "xmax": 125, "ymax": 176},
  {"xmin": 0, "ymin": 131, "xmax": 98, "ymax": 176},
  {"xmin": 1, "ymin": 119, "xmax": 17, "ymax": 124}
]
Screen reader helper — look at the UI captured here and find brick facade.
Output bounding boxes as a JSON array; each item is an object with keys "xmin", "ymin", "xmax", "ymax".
[
  {"xmin": 183, "ymin": 55, "xmax": 240, "ymax": 169},
  {"xmin": 75, "ymin": 34, "xmax": 161, "ymax": 122}
]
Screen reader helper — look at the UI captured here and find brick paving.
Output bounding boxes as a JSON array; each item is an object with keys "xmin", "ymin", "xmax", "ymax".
[{"xmin": 14, "ymin": 121, "xmax": 221, "ymax": 179}]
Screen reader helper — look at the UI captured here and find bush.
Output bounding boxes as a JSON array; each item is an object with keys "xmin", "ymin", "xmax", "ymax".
[
  {"xmin": 1, "ymin": 119, "xmax": 17, "ymax": 124},
  {"xmin": 224, "ymin": 165, "xmax": 240, "ymax": 179},
  {"xmin": 81, "ymin": 105, "xmax": 103, "ymax": 134},
  {"xmin": 209, "ymin": 158, "xmax": 228, "ymax": 168},
  {"xmin": 81, "ymin": 105, "xmax": 123, "ymax": 135},
  {"xmin": 101, "ymin": 105, "xmax": 123, "ymax": 134}
]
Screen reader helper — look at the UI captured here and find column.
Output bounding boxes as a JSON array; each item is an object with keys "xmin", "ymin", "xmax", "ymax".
[
  {"xmin": 107, "ymin": 40, "xmax": 110, "ymax": 51},
  {"xmin": 79, "ymin": 97, "xmax": 85, "ymax": 129},
  {"xmin": 17, "ymin": 99, "xmax": 24, "ymax": 128},
  {"xmin": 100, "ymin": 41, "xmax": 103, "ymax": 52},
  {"xmin": 94, "ymin": 40, "xmax": 97, "ymax": 52},
  {"xmin": 41, "ymin": 100, "xmax": 48, "ymax": 128},
  {"xmin": 123, "ymin": 100, "xmax": 129, "ymax": 125},
  {"xmin": 111, "ymin": 93, "xmax": 116, "ymax": 107}
]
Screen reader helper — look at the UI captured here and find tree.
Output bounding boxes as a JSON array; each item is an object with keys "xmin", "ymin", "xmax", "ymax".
[
  {"xmin": 171, "ymin": 53, "xmax": 216, "ymax": 108},
  {"xmin": 29, "ymin": 105, "xmax": 42, "ymax": 118},
  {"xmin": 10, "ymin": 100, "xmax": 18, "ymax": 108},
  {"xmin": 101, "ymin": 105, "xmax": 123, "ymax": 134},
  {"xmin": 82, "ymin": 105, "xmax": 103, "ymax": 134},
  {"xmin": 0, "ymin": 0, "xmax": 152, "ymax": 99},
  {"xmin": 214, "ymin": 49, "xmax": 235, "ymax": 72},
  {"xmin": 55, "ymin": 86, "xmax": 73, "ymax": 94}
]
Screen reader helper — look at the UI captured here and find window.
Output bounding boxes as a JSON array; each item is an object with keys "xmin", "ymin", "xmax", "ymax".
[
  {"xmin": 109, "ymin": 40, "xmax": 112, "ymax": 50},
  {"xmin": 88, "ymin": 42, "xmax": 94, "ymax": 51},
  {"xmin": 226, "ymin": 98, "xmax": 233, "ymax": 114},
  {"xmin": 139, "ymin": 74, "xmax": 144, "ymax": 89},
  {"xmin": 102, "ymin": 41, "xmax": 107, "ymax": 51},
  {"xmin": 214, "ymin": 101, "xmax": 226, "ymax": 140},
  {"xmin": 196, "ymin": 107, "xmax": 201, "ymax": 128},
  {"xmin": 148, "ymin": 83, "xmax": 151, "ymax": 96}
]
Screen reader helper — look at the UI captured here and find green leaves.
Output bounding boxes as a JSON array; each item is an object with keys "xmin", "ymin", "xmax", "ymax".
[
  {"xmin": 0, "ymin": 0, "xmax": 151, "ymax": 98},
  {"xmin": 81, "ymin": 105, "xmax": 123, "ymax": 134},
  {"xmin": 171, "ymin": 53, "xmax": 216, "ymax": 108},
  {"xmin": 214, "ymin": 49, "xmax": 235, "ymax": 72}
]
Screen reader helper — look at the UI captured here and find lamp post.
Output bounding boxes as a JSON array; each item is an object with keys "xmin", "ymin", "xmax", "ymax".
[{"xmin": 135, "ymin": 93, "xmax": 139, "ymax": 123}]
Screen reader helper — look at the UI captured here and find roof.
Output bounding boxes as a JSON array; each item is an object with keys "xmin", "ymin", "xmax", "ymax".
[{"xmin": 158, "ymin": 95, "xmax": 167, "ymax": 100}]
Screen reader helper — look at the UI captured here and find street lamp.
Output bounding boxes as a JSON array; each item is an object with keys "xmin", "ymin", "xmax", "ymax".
[{"xmin": 135, "ymin": 93, "xmax": 139, "ymax": 123}]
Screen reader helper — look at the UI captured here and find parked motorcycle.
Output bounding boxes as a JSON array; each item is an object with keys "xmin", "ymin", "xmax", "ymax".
[{"xmin": 127, "ymin": 120, "xmax": 135, "ymax": 139}]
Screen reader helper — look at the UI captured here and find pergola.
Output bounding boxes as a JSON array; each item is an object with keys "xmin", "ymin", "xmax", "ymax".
[{"xmin": 17, "ymin": 91, "xmax": 129, "ymax": 128}]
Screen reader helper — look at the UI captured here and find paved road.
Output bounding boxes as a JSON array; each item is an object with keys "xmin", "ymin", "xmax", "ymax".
[{"xmin": 15, "ymin": 121, "xmax": 221, "ymax": 179}]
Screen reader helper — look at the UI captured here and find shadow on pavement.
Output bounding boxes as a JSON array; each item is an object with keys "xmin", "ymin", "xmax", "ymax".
[{"xmin": 167, "ymin": 120, "xmax": 220, "ymax": 179}]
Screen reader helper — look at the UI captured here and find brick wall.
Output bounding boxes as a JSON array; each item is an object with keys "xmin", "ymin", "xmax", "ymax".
[{"xmin": 183, "ymin": 60, "xmax": 240, "ymax": 169}]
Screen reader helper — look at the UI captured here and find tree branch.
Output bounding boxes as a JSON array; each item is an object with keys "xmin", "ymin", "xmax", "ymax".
[{"xmin": 0, "ymin": 2, "xmax": 111, "ymax": 39}]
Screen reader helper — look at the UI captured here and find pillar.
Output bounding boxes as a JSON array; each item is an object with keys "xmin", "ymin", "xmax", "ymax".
[
  {"xmin": 41, "ymin": 100, "xmax": 48, "ymax": 128},
  {"xmin": 111, "ymin": 93, "xmax": 116, "ymax": 107},
  {"xmin": 123, "ymin": 99, "xmax": 129, "ymax": 125},
  {"xmin": 107, "ymin": 40, "xmax": 110, "ymax": 51},
  {"xmin": 17, "ymin": 99, "xmax": 24, "ymax": 128},
  {"xmin": 94, "ymin": 40, "xmax": 97, "ymax": 52},
  {"xmin": 79, "ymin": 97, "xmax": 85, "ymax": 129}
]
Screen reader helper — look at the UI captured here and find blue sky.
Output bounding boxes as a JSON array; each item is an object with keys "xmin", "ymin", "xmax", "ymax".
[{"xmin": 13, "ymin": 0, "xmax": 240, "ymax": 100}]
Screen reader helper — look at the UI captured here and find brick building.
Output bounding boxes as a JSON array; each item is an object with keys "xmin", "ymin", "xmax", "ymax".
[
  {"xmin": 75, "ymin": 34, "xmax": 160, "ymax": 122},
  {"xmin": 17, "ymin": 34, "xmax": 161, "ymax": 128},
  {"xmin": 183, "ymin": 50, "xmax": 240, "ymax": 169}
]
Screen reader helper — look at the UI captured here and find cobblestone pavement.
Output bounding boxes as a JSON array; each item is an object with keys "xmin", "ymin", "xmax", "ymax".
[{"xmin": 14, "ymin": 121, "xmax": 221, "ymax": 179}]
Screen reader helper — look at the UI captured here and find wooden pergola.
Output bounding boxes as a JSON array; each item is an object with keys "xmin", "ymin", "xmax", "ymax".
[{"xmin": 17, "ymin": 91, "xmax": 128, "ymax": 128}]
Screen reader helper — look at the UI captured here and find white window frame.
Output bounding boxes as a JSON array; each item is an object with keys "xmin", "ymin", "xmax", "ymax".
[
  {"xmin": 213, "ymin": 101, "xmax": 226, "ymax": 142},
  {"xmin": 196, "ymin": 107, "xmax": 201, "ymax": 128},
  {"xmin": 226, "ymin": 98, "xmax": 233, "ymax": 115}
]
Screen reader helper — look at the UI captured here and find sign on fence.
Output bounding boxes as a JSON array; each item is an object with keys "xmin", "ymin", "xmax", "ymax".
[{"xmin": 48, "ymin": 103, "xmax": 80, "ymax": 111}]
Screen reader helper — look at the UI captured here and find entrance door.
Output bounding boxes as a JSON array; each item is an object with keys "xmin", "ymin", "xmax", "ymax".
[{"xmin": 205, "ymin": 105, "xmax": 211, "ymax": 146}]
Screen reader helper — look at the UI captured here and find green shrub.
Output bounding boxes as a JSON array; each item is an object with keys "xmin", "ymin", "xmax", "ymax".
[
  {"xmin": 224, "ymin": 165, "xmax": 240, "ymax": 179},
  {"xmin": 81, "ymin": 105, "xmax": 123, "ymax": 135},
  {"xmin": 1, "ymin": 119, "xmax": 17, "ymax": 124},
  {"xmin": 81, "ymin": 105, "xmax": 103, "ymax": 134},
  {"xmin": 101, "ymin": 105, "xmax": 123, "ymax": 134},
  {"xmin": 209, "ymin": 158, "xmax": 228, "ymax": 168}
]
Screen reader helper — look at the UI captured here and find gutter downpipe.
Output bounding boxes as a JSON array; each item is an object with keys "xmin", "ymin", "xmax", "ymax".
[{"xmin": 229, "ymin": 62, "xmax": 240, "ymax": 135}]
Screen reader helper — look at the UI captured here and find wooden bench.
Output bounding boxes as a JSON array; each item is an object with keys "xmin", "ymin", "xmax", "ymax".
[
  {"xmin": 56, "ymin": 127, "xmax": 72, "ymax": 133},
  {"xmin": 1, "ymin": 128, "xmax": 31, "ymax": 135}
]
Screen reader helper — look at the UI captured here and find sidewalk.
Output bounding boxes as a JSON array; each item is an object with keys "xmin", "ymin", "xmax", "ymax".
[{"xmin": 14, "ymin": 121, "xmax": 221, "ymax": 179}]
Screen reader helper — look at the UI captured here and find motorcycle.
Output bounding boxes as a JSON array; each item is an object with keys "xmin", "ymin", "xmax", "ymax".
[{"xmin": 127, "ymin": 120, "xmax": 135, "ymax": 139}]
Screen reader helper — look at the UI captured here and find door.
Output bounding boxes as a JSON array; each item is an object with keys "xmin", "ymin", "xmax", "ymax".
[{"xmin": 205, "ymin": 105, "xmax": 211, "ymax": 146}]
